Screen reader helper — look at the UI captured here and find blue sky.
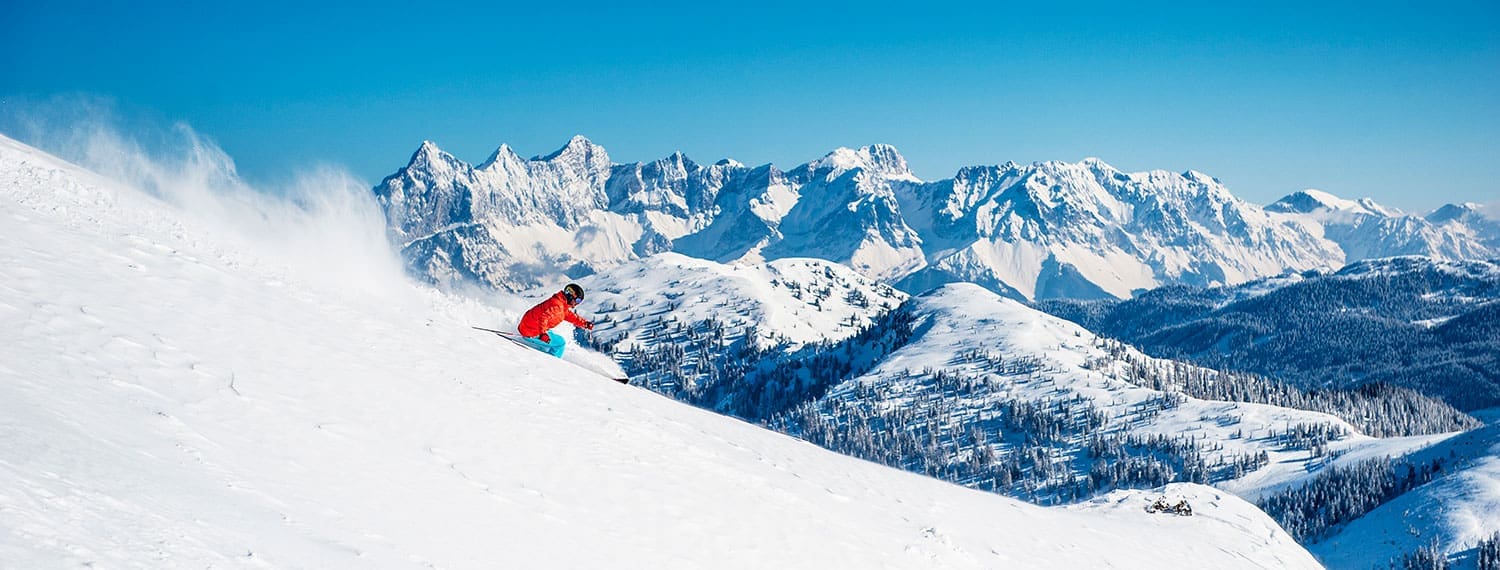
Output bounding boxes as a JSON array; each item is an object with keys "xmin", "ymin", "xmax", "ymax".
[{"xmin": 2, "ymin": 0, "xmax": 1495, "ymax": 210}]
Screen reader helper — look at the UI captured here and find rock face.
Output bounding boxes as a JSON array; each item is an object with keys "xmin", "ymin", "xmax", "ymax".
[
  {"xmin": 375, "ymin": 137, "xmax": 1497, "ymax": 299},
  {"xmin": 374, "ymin": 138, "xmax": 927, "ymax": 292}
]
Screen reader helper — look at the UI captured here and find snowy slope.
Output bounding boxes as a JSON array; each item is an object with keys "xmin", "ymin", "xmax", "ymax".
[
  {"xmin": 566, "ymin": 252, "xmax": 1470, "ymax": 507},
  {"xmin": 0, "ymin": 134, "xmax": 1325, "ymax": 567},
  {"xmin": 798, "ymin": 284, "xmax": 1457, "ymax": 501},
  {"xmin": 576, "ymin": 253, "xmax": 909, "ymax": 351},
  {"xmin": 561, "ymin": 253, "xmax": 910, "ymax": 404},
  {"xmin": 1311, "ymin": 409, "xmax": 1500, "ymax": 569}
]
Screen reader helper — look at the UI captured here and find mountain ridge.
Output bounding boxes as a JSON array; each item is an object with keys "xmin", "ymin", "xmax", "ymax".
[
  {"xmin": 376, "ymin": 136, "xmax": 1497, "ymax": 300},
  {"xmin": 1038, "ymin": 256, "xmax": 1500, "ymax": 411}
]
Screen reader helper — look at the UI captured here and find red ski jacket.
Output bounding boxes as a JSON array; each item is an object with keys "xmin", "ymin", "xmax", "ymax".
[{"xmin": 518, "ymin": 292, "xmax": 589, "ymax": 339}]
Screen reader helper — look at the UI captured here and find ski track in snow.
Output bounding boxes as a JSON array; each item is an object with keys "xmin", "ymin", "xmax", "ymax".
[{"xmin": 0, "ymin": 133, "xmax": 1320, "ymax": 568}]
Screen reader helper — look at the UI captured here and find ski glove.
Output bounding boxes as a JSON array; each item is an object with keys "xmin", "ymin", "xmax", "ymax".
[
  {"xmin": 580, "ymin": 320, "xmax": 594, "ymax": 331},
  {"xmin": 538, "ymin": 332, "xmax": 551, "ymax": 343}
]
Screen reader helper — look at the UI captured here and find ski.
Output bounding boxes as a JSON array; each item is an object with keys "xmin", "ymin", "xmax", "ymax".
[
  {"xmin": 473, "ymin": 326, "xmax": 534, "ymax": 349},
  {"xmin": 471, "ymin": 326, "xmax": 517, "ymax": 337},
  {"xmin": 472, "ymin": 326, "xmax": 631, "ymax": 385}
]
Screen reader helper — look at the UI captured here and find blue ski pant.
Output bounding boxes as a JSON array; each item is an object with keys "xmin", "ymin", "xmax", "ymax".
[{"xmin": 518, "ymin": 332, "xmax": 566, "ymax": 358}]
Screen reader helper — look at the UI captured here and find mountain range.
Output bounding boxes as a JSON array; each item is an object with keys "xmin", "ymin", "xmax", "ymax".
[
  {"xmin": 6, "ymin": 128, "xmax": 1494, "ymax": 567},
  {"xmin": 1, "ymin": 132, "xmax": 1335, "ymax": 568},
  {"xmin": 374, "ymin": 135, "xmax": 1500, "ymax": 567},
  {"xmin": 376, "ymin": 137, "xmax": 1498, "ymax": 300}
]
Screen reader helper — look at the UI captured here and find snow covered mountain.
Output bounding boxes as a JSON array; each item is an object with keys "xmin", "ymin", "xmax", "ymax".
[
  {"xmin": 1311, "ymin": 409, "xmax": 1500, "ymax": 569},
  {"xmin": 575, "ymin": 253, "xmax": 908, "ymax": 353},
  {"xmin": 774, "ymin": 284, "xmax": 1463, "ymax": 500},
  {"xmin": 567, "ymin": 255, "xmax": 1483, "ymax": 566},
  {"xmin": 1427, "ymin": 201, "xmax": 1500, "ymax": 251},
  {"xmin": 1040, "ymin": 256, "xmax": 1500, "ymax": 411},
  {"xmin": 574, "ymin": 257, "xmax": 1470, "ymax": 501},
  {"xmin": 374, "ymin": 136, "xmax": 629, "ymax": 290},
  {"xmin": 377, "ymin": 137, "xmax": 1494, "ymax": 301},
  {"xmin": 1267, "ymin": 189, "xmax": 1496, "ymax": 261},
  {"xmin": 554, "ymin": 253, "xmax": 910, "ymax": 419},
  {"xmin": 375, "ymin": 138, "xmax": 925, "ymax": 292},
  {"xmin": 361, "ymin": 135, "xmax": 1500, "ymax": 567},
  {"xmin": 892, "ymin": 159, "xmax": 1341, "ymax": 299},
  {"xmin": 2, "ymin": 133, "xmax": 1336, "ymax": 567}
]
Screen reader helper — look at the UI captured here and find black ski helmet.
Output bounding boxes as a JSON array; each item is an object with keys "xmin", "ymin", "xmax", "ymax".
[{"xmin": 563, "ymin": 283, "xmax": 584, "ymax": 304}]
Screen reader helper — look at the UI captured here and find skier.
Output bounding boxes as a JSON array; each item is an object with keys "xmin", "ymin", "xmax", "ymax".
[{"xmin": 516, "ymin": 283, "xmax": 594, "ymax": 358}]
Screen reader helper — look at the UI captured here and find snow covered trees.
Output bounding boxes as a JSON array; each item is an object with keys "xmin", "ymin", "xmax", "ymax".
[
  {"xmin": 1041, "ymin": 258, "xmax": 1500, "ymax": 411},
  {"xmin": 1090, "ymin": 339, "xmax": 1478, "ymax": 437},
  {"xmin": 1397, "ymin": 540, "xmax": 1450, "ymax": 570},
  {"xmin": 772, "ymin": 365, "xmax": 1276, "ymax": 505},
  {"xmin": 1477, "ymin": 531, "xmax": 1500, "ymax": 570},
  {"xmin": 1257, "ymin": 456, "xmax": 1443, "ymax": 543}
]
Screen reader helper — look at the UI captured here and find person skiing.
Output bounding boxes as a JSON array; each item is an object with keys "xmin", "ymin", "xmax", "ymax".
[{"xmin": 516, "ymin": 283, "xmax": 593, "ymax": 358}]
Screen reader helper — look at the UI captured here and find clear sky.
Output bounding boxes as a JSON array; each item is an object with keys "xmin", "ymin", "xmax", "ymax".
[{"xmin": 2, "ymin": 0, "xmax": 1496, "ymax": 211}]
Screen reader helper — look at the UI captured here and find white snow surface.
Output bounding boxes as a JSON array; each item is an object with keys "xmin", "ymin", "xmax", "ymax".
[
  {"xmin": 0, "ymin": 134, "xmax": 1326, "ymax": 568},
  {"xmin": 576, "ymin": 253, "xmax": 908, "ymax": 351},
  {"xmin": 1312, "ymin": 409, "xmax": 1500, "ymax": 569}
]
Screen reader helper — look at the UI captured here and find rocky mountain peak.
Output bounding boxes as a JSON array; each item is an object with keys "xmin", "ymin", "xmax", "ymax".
[
  {"xmin": 813, "ymin": 144, "xmax": 917, "ymax": 181},
  {"xmin": 534, "ymin": 135, "xmax": 609, "ymax": 164}
]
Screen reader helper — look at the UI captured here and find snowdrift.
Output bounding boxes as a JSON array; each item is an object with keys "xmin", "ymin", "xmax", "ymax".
[{"xmin": 0, "ymin": 133, "xmax": 1319, "ymax": 568}]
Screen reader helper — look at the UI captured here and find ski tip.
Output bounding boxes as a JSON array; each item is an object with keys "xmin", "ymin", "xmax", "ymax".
[
  {"xmin": 612, "ymin": 378, "xmax": 631, "ymax": 385},
  {"xmin": 471, "ymin": 326, "xmax": 515, "ymax": 337}
]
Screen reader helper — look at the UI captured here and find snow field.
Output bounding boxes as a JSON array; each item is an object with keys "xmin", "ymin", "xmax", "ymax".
[
  {"xmin": 578, "ymin": 253, "xmax": 908, "ymax": 352},
  {"xmin": 1311, "ymin": 410, "xmax": 1500, "ymax": 568}
]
